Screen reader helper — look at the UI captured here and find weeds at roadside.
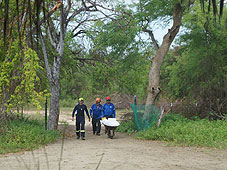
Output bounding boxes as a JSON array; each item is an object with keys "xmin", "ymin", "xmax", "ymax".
[
  {"xmin": 117, "ymin": 114, "xmax": 227, "ymax": 149},
  {"xmin": 136, "ymin": 114, "xmax": 227, "ymax": 149},
  {"xmin": 8, "ymin": 119, "xmax": 68, "ymax": 170},
  {"xmin": 0, "ymin": 113, "xmax": 59, "ymax": 154}
]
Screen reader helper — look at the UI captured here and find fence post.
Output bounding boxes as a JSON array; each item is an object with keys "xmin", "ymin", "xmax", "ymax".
[
  {"xmin": 170, "ymin": 102, "xmax": 173, "ymax": 113},
  {"xmin": 21, "ymin": 104, "xmax": 23, "ymax": 117},
  {"xmin": 17, "ymin": 103, "xmax": 19, "ymax": 113},
  {"xmin": 45, "ymin": 96, "xmax": 48, "ymax": 130},
  {"xmin": 134, "ymin": 95, "xmax": 137, "ymax": 105}
]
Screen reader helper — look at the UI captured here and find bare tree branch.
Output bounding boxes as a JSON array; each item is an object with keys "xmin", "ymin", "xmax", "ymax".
[
  {"xmin": 71, "ymin": 19, "xmax": 88, "ymax": 33},
  {"xmin": 142, "ymin": 27, "xmax": 159, "ymax": 50},
  {"xmin": 64, "ymin": 0, "xmax": 71, "ymax": 19},
  {"xmin": 66, "ymin": 4, "xmax": 99, "ymax": 26},
  {"xmin": 47, "ymin": 26, "xmax": 57, "ymax": 49},
  {"xmin": 58, "ymin": 3, "xmax": 65, "ymax": 57},
  {"xmin": 73, "ymin": 30, "xmax": 87, "ymax": 37},
  {"xmin": 71, "ymin": 50, "xmax": 109, "ymax": 65},
  {"xmin": 40, "ymin": 33, "xmax": 53, "ymax": 83}
]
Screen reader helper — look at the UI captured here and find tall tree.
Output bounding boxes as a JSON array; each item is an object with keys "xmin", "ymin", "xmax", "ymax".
[
  {"xmin": 39, "ymin": 0, "xmax": 120, "ymax": 130},
  {"xmin": 39, "ymin": 1, "xmax": 64, "ymax": 130},
  {"xmin": 139, "ymin": 0, "xmax": 225, "ymax": 106},
  {"xmin": 134, "ymin": 0, "xmax": 195, "ymax": 107}
]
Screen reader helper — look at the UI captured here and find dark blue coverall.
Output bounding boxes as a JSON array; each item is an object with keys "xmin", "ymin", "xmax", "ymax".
[{"xmin": 72, "ymin": 104, "xmax": 90, "ymax": 138}]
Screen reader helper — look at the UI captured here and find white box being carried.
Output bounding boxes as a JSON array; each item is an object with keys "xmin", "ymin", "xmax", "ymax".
[
  {"xmin": 101, "ymin": 118, "xmax": 120, "ymax": 139},
  {"xmin": 101, "ymin": 118, "xmax": 120, "ymax": 127}
]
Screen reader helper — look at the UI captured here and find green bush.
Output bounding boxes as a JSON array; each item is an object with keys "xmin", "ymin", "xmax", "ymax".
[
  {"xmin": 136, "ymin": 114, "xmax": 227, "ymax": 149},
  {"xmin": 0, "ymin": 117, "xmax": 59, "ymax": 154},
  {"xmin": 116, "ymin": 120, "xmax": 136, "ymax": 134}
]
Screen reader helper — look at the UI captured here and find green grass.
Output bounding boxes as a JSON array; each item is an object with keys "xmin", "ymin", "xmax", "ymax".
[
  {"xmin": 118, "ymin": 114, "xmax": 227, "ymax": 149},
  {"xmin": 0, "ymin": 117, "xmax": 59, "ymax": 154}
]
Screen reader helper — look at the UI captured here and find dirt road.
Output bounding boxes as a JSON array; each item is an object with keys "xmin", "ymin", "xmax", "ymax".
[{"xmin": 0, "ymin": 111, "xmax": 227, "ymax": 170}]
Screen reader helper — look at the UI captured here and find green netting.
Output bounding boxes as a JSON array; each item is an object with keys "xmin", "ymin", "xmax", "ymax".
[{"xmin": 130, "ymin": 103, "xmax": 160, "ymax": 131}]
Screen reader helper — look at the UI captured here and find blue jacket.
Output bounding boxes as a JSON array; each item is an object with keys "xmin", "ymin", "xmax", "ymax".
[
  {"xmin": 90, "ymin": 104, "xmax": 103, "ymax": 119},
  {"xmin": 103, "ymin": 103, "xmax": 116, "ymax": 118}
]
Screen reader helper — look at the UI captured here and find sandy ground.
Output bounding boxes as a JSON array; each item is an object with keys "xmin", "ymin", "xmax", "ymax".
[{"xmin": 0, "ymin": 110, "xmax": 227, "ymax": 170}]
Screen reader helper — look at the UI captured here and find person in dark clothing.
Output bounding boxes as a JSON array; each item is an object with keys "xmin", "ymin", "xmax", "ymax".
[
  {"xmin": 72, "ymin": 98, "xmax": 90, "ymax": 140},
  {"xmin": 90, "ymin": 98, "xmax": 103, "ymax": 136}
]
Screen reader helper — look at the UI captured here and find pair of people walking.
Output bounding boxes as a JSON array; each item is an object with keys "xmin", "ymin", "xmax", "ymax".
[{"xmin": 72, "ymin": 96, "xmax": 115, "ymax": 140}]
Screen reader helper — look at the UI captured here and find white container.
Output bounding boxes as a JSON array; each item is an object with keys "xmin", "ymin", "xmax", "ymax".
[{"xmin": 101, "ymin": 118, "xmax": 120, "ymax": 127}]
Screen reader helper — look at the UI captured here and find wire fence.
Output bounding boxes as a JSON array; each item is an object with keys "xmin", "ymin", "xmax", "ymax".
[{"xmin": 130, "ymin": 103, "xmax": 160, "ymax": 131}]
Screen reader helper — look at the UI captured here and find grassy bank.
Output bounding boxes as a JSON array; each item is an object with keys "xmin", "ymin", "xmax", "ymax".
[
  {"xmin": 117, "ymin": 114, "xmax": 227, "ymax": 149},
  {"xmin": 0, "ymin": 116, "xmax": 59, "ymax": 154}
]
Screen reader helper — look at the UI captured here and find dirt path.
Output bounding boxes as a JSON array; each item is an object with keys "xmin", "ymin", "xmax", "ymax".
[{"xmin": 0, "ymin": 112, "xmax": 227, "ymax": 170}]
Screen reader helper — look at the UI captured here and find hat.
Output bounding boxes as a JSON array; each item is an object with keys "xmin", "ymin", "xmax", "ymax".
[
  {"xmin": 79, "ymin": 98, "xmax": 84, "ymax": 101},
  {"xmin": 96, "ymin": 98, "xmax": 101, "ymax": 102},
  {"xmin": 106, "ymin": 96, "xmax": 111, "ymax": 100}
]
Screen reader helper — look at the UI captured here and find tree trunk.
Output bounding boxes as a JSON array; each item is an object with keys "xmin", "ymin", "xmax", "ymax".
[
  {"xmin": 47, "ymin": 54, "xmax": 62, "ymax": 130},
  {"xmin": 145, "ymin": 3, "xmax": 183, "ymax": 108},
  {"xmin": 48, "ymin": 80, "xmax": 60, "ymax": 130},
  {"xmin": 40, "ymin": 3, "xmax": 64, "ymax": 130}
]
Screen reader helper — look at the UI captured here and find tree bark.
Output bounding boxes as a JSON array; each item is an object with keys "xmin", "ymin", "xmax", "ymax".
[
  {"xmin": 47, "ymin": 52, "xmax": 62, "ymax": 130},
  {"xmin": 48, "ymin": 79, "xmax": 60, "ymax": 130},
  {"xmin": 145, "ymin": 3, "xmax": 183, "ymax": 107}
]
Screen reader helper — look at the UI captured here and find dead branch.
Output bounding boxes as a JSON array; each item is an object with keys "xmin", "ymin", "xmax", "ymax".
[{"xmin": 142, "ymin": 27, "xmax": 159, "ymax": 50}]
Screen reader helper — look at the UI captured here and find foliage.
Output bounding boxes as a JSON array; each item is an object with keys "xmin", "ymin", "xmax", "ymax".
[
  {"xmin": 116, "ymin": 120, "xmax": 136, "ymax": 134},
  {"xmin": 160, "ymin": 2, "xmax": 227, "ymax": 117},
  {"xmin": 136, "ymin": 0, "xmax": 174, "ymax": 23},
  {"xmin": 0, "ymin": 115, "xmax": 59, "ymax": 154},
  {"xmin": 0, "ymin": 39, "xmax": 48, "ymax": 112},
  {"xmin": 136, "ymin": 114, "xmax": 227, "ymax": 149},
  {"xmin": 0, "ymin": 0, "xmax": 49, "ymax": 112},
  {"xmin": 60, "ymin": 98, "xmax": 77, "ymax": 108},
  {"xmin": 60, "ymin": 11, "xmax": 150, "ymax": 100}
]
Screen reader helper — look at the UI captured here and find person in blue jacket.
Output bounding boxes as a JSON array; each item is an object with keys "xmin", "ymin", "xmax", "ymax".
[
  {"xmin": 72, "ymin": 98, "xmax": 90, "ymax": 140},
  {"xmin": 103, "ymin": 96, "xmax": 116, "ymax": 119},
  {"xmin": 90, "ymin": 98, "xmax": 103, "ymax": 136}
]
